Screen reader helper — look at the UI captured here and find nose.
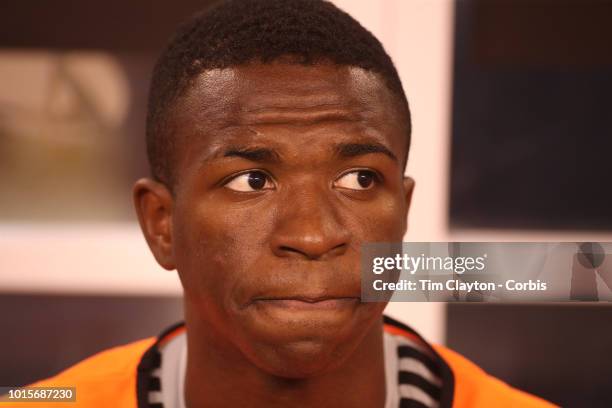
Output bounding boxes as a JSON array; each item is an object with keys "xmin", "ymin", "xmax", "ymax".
[{"xmin": 270, "ymin": 184, "xmax": 350, "ymax": 260}]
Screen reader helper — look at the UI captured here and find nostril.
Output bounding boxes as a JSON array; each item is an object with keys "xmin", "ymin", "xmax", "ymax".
[
  {"xmin": 279, "ymin": 245, "xmax": 303, "ymax": 255},
  {"xmin": 331, "ymin": 243, "xmax": 347, "ymax": 252},
  {"xmin": 276, "ymin": 242, "xmax": 348, "ymax": 260},
  {"xmin": 278, "ymin": 245, "xmax": 318, "ymax": 260}
]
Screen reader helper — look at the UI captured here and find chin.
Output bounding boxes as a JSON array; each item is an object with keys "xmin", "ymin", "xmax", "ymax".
[
  {"xmin": 231, "ymin": 303, "xmax": 381, "ymax": 379},
  {"xmin": 248, "ymin": 336, "xmax": 351, "ymax": 379}
]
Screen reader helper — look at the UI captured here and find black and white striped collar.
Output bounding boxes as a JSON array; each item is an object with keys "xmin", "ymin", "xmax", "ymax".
[{"xmin": 136, "ymin": 317, "xmax": 455, "ymax": 408}]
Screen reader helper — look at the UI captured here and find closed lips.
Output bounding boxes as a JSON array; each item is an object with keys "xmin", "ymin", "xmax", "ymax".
[{"xmin": 252, "ymin": 296, "xmax": 359, "ymax": 310}]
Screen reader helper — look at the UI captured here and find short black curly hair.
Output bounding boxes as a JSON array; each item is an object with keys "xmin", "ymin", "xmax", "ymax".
[{"xmin": 146, "ymin": 0, "xmax": 411, "ymax": 187}]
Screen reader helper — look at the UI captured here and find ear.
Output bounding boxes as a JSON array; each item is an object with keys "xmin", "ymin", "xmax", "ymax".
[
  {"xmin": 403, "ymin": 176, "xmax": 415, "ymax": 215},
  {"xmin": 133, "ymin": 178, "xmax": 176, "ymax": 270}
]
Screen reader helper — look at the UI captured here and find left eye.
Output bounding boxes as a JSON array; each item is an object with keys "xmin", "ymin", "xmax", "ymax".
[
  {"xmin": 334, "ymin": 170, "xmax": 379, "ymax": 190},
  {"xmin": 224, "ymin": 171, "xmax": 274, "ymax": 192}
]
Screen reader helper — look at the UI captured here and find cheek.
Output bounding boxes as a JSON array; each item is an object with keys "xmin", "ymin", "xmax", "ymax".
[
  {"xmin": 347, "ymin": 193, "xmax": 407, "ymax": 243},
  {"xmin": 173, "ymin": 197, "xmax": 277, "ymax": 307}
]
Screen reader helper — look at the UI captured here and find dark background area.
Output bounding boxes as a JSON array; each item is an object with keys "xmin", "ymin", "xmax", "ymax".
[
  {"xmin": 0, "ymin": 0, "xmax": 219, "ymax": 210},
  {"xmin": 0, "ymin": 294, "xmax": 183, "ymax": 387},
  {"xmin": 447, "ymin": 2, "xmax": 612, "ymax": 406},
  {"xmin": 450, "ymin": 0, "xmax": 612, "ymax": 230},
  {"xmin": 0, "ymin": 0, "xmax": 217, "ymax": 52},
  {"xmin": 447, "ymin": 304, "xmax": 612, "ymax": 408}
]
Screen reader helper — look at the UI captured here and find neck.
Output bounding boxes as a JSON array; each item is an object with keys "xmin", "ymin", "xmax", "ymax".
[{"xmin": 183, "ymin": 315, "xmax": 387, "ymax": 408}]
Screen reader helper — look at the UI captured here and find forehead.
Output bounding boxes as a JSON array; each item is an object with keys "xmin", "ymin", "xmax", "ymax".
[{"xmin": 169, "ymin": 61, "xmax": 408, "ymax": 171}]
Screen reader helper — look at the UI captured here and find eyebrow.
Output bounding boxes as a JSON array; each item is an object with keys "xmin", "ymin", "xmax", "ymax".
[
  {"xmin": 222, "ymin": 146, "xmax": 281, "ymax": 163},
  {"xmin": 211, "ymin": 141, "xmax": 398, "ymax": 164},
  {"xmin": 334, "ymin": 142, "xmax": 398, "ymax": 162}
]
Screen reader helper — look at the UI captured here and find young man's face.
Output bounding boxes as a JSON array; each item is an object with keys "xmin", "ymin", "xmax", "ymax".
[{"xmin": 136, "ymin": 61, "xmax": 414, "ymax": 377}]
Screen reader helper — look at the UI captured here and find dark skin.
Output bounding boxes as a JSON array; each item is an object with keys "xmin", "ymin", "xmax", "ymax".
[{"xmin": 134, "ymin": 61, "xmax": 415, "ymax": 407}]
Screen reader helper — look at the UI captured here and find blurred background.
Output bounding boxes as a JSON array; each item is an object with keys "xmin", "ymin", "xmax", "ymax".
[{"xmin": 1, "ymin": 1, "xmax": 612, "ymax": 406}]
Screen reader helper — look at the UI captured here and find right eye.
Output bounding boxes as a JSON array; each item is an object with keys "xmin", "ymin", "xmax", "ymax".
[
  {"xmin": 334, "ymin": 169, "xmax": 379, "ymax": 191},
  {"xmin": 223, "ymin": 171, "xmax": 274, "ymax": 192}
]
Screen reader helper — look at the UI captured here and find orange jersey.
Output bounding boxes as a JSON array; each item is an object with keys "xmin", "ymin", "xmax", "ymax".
[{"xmin": 5, "ymin": 317, "xmax": 556, "ymax": 408}]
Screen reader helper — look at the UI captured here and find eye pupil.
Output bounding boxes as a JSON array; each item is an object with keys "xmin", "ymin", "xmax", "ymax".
[
  {"xmin": 357, "ymin": 171, "xmax": 374, "ymax": 188},
  {"xmin": 247, "ymin": 172, "xmax": 266, "ymax": 189}
]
